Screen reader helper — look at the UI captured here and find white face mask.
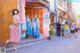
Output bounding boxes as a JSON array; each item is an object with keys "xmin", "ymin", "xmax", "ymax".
[{"xmin": 14, "ymin": 11, "xmax": 17, "ymax": 14}]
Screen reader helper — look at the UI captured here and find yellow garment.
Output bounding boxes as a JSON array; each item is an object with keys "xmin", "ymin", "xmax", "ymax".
[{"xmin": 64, "ymin": 24, "xmax": 69, "ymax": 30}]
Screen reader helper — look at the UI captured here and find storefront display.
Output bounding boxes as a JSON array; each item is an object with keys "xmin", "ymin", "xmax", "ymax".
[
  {"xmin": 26, "ymin": 16, "xmax": 33, "ymax": 38},
  {"xmin": 32, "ymin": 18, "xmax": 40, "ymax": 38}
]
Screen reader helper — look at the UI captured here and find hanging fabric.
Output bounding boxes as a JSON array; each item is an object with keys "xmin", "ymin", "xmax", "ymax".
[{"xmin": 32, "ymin": 18, "xmax": 40, "ymax": 38}]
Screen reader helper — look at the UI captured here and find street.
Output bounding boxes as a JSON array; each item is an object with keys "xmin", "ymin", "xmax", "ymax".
[
  {"xmin": 0, "ymin": 0, "xmax": 80, "ymax": 53},
  {"xmin": 7, "ymin": 32, "xmax": 80, "ymax": 53}
]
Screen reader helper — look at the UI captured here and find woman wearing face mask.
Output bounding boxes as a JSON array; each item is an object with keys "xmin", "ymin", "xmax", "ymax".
[{"xmin": 5, "ymin": 9, "xmax": 21, "ymax": 50}]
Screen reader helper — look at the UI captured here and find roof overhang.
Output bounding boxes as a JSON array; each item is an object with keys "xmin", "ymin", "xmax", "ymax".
[{"xmin": 36, "ymin": 0, "xmax": 49, "ymax": 6}]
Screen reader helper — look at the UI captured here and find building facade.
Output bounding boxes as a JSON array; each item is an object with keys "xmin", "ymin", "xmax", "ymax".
[
  {"xmin": 55, "ymin": 0, "xmax": 68, "ymax": 22},
  {"xmin": 55, "ymin": 0, "xmax": 76, "ymax": 23}
]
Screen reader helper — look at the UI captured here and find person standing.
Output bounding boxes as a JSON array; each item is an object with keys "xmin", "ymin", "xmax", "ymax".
[
  {"xmin": 74, "ymin": 22, "xmax": 78, "ymax": 32},
  {"xmin": 61, "ymin": 24, "xmax": 64, "ymax": 36},
  {"xmin": 64, "ymin": 22, "xmax": 70, "ymax": 38},
  {"xmin": 56, "ymin": 21, "xmax": 61, "ymax": 37},
  {"xmin": 70, "ymin": 21, "xmax": 77, "ymax": 38},
  {"xmin": 48, "ymin": 24, "xmax": 54, "ymax": 40},
  {"xmin": 61, "ymin": 20, "xmax": 66, "ymax": 36},
  {"xmin": 5, "ymin": 9, "xmax": 21, "ymax": 50}
]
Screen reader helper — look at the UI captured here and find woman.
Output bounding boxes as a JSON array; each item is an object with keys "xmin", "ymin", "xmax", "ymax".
[
  {"xmin": 70, "ymin": 21, "xmax": 77, "ymax": 38},
  {"xmin": 5, "ymin": 9, "xmax": 21, "ymax": 50},
  {"xmin": 49, "ymin": 24, "xmax": 54, "ymax": 40},
  {"xmin": 64, "ymin": 22, "xmax": 70, "ymax": 38}
]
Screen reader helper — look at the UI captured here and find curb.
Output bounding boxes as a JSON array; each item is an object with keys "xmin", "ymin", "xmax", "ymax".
[{"xmin": 6, "ymin": 38, "xmax": 46, "ymax": 51}]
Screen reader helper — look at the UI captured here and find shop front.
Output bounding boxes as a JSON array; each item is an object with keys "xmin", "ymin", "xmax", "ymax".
[
  {"xmin": 0, "ymin": 0, "xmax": 50, "ymax": 44},
  {"xmin": 25, "ymin": 0, "xmax": 50, "ymax": 39}
]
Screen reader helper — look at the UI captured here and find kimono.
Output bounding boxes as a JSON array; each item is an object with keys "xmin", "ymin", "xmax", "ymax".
[
  {"xmin": 32, "ymin": 18, "xmax": 40, "ymax": 38},
  {"xmin": 26, "ymin": 18, "xmax": 32, "ymax": 35}
]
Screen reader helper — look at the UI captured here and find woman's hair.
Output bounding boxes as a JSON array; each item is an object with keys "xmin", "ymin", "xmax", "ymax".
[
  {"xmin": 50, "ymin": 24, "xmax": 53, "ymax": 26},
  {"xmin": 12, "ymin": 9, "xmax": 19, "ymax": 15}
]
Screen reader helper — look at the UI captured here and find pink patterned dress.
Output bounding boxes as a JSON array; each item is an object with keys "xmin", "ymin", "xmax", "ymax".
[
  {"xmin": 9, "ymin": 15, "xmax": 21, "ymax": 43},
  {"xmin": 43, "ymin": 25, "xmax": 49, "ymax": 38}
]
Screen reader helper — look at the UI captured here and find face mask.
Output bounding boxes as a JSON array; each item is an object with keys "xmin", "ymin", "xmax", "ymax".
[{"xmin": 14, "ymin": 11, "xmax": 17, "ymax": 14}]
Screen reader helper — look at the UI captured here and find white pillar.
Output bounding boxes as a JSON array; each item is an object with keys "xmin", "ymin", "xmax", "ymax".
[{"xmin": 17, "ymin": 0, "xmax": 26, "ymax": 38}]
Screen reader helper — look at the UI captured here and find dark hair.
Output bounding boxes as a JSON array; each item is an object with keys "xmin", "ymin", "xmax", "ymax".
[
  {"xmin": 50, "ymin": 24, "xmax": 53, "ymax": 26},
  {"xmin": 58, "ymin": 21, "xmax": 60, "ymax": 22},
  {"xmin": 65, "ymin": 22, "xmax": 68, "ymax": 24},
  {"xmin": 12, "ymin": 9, "xmax": 19, "ymax": 15}
]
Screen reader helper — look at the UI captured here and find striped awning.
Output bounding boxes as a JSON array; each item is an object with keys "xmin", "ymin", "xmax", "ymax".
[{"xmin": 36, "ymin": 0, "xmax": 49, "ymax": 6}]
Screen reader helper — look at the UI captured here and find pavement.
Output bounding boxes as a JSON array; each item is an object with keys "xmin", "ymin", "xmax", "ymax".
[
  {"xmin": 6, "ymin": 32, "xmax": 80, "ymax": 53},
  {"xmin": 6, "ymin": 34, "xmax": 45, "ymax": 49}
]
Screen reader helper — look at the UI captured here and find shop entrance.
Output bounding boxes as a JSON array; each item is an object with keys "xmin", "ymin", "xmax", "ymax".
[
  {"xmin": 0, "ymin": 0, "xmax": 17, "ymax": 44},
  {"xmin": 25, "ymin": 2, "xmax": 45, "ymax": 34}
]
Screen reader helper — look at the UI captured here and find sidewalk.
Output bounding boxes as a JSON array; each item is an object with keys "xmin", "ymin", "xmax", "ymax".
[
  {"xmin": 6, "ymin": 34, "xmax": 46, "ymax": 50},
  {"xmin": 6, "ymin": 30, "xmax": 80, "ymax": 51}
]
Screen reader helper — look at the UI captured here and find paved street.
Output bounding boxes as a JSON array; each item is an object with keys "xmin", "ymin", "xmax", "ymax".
[{"xmin": 7, "ymin": 32, "xmax": 80, "ymax": 53}]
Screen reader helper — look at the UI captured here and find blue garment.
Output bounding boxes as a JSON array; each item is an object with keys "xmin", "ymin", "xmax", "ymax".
[
  {"xmin": 26, "ymin": 18, "xmax": 32, "ymax": 35},
  {"xmin": 32, "ymin": 18, "xmax": 40, "ymax": 38},
  {"xmin": 64, "ymin": 30, "xmax": 70, "ymax": 34}
]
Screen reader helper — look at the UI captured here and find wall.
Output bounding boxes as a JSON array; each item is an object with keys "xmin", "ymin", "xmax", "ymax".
[{"xmin": 0, "ymin": 0, "xmax": 17, "ymax": 44}]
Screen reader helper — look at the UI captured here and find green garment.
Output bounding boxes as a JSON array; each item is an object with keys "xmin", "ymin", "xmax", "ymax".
[{"xmin": 49, "ymin": 27, "xmax": 54, "ymax": 36}]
